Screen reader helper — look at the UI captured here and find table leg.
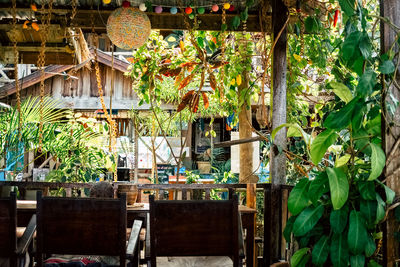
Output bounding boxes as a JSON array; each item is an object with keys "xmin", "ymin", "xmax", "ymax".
[{"xmin": 242, "ymin": 213, "xmax": 256, "ymax": 267}]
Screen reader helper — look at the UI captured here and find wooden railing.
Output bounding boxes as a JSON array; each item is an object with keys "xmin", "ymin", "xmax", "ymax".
[{"xmin": 0, "ymin": 181, "xmax": 293, "ymax": 265}]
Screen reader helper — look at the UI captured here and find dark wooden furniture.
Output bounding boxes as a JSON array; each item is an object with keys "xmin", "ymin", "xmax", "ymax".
[
  {"xmin": 148, "ymin": 194, "xmax": 245, "ymax": 267},
  {"xmin": 0, "ymin": 192, "xmax": 36, "ymax": 267},
  {"xmin": 35, "ymin": 191, "xmax": 141, "ymax": 267}
]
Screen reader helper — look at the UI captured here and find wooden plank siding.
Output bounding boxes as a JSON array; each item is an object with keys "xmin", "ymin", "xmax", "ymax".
[{"xmin": 5, "ymin": 63, "xmax": 136, "ymax": 110}]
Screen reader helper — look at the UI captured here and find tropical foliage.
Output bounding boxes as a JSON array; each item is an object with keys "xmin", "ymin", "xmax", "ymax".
[{"xmin": 280, "ymin": 0, "xmax": 397, "ymax": 266}]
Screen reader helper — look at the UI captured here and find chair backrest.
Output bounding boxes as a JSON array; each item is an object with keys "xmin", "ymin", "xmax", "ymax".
[
  {"xmin": 149, "ymin": 194, "xmax": 239, "ymax": 258},
  {"xmin": 36, "ymin": 191, "xmax": 126, "ymax": 263},
  {"xmin": 0, "ymin": 192, "xmax": 16, "ymax": 257}
]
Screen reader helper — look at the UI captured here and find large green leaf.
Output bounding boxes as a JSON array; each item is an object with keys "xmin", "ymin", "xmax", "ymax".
[
  {"xmin": 310, "ymin": 129, "xmax": 338, "ymax": 165},
  {"xmin": 283, "ymin": 216, "xmax": 296, "ymax": 242},
  {"xmin": 368, "ymin": 143, "xmax": 385, "ymax": 181},
  {"xmin": 330, "ymin": 233, "xmax": 349, "ymax": 267},
  {"xmin": 305, "ymin": 16, "xmax": 320, "ymax": 33},
  {"xmin": 375, "ymin": 193, "xmax": 386, "ymax": 224},
  {"xmin": 308, "ymin": 172, "xmax": 329, "ymax": 205},
  {"xmin": 379, "ymin": 60, "xmax": 396, "ymax": 74},
  {"xmin": 366, "ymin": 115, "xmax": 381, "ymax": 136},
  {"xmin": 330, "ymin": 204, "xmax": 349, "ymax": 234},
  {"xmin": 359, "ymin": 33, "xmax": 372, "ymax": 59},
  {"xmin": 377, "ymin": 181, "xmax": 395, "ymax": 204},
  {"xmin": 312, "ymin": 235, "xmax": 330, "ymax": 266},
  {"xmin": 360, "ymin": 200, "xmax": 377, "ymax": 226},
  {"xmin": 367, "ymin": 260, "xmax": 382, "ymax": 267},
  {"xmin": 327, "ymin": 167, "xmax": 349, "ymax": 210},
  {"xmin": 293, "ymin": 205, "xmax": 325, "ymax": 236},
  {"xmin": 271, "ymin": 123, "xmax": 310, "ymax": 145},
  {"xmin": 342, "ymin": 31, "xmax": 362, "ymax": 61},
  {"xmin": 350, "ymin": 254, "xmax": 365, "ymax": 267},
  {"xmin": 358, "ymin": 181, "xmax": 376, "ymax": 200},
  {"xmin": 291, "ymin": 247, "xmax": 309, "ymax": 267},
  {"xmin": 348, "ymin": 210, "xmax": 369, "ymax": 254},
  {"xmin": 324, "ymin": 97, "xmax": 359, "ymax": 130},
  {"xmin": 365, "ymin": 235, "xmax": 376, "ymax": 257},
  {"xmin": 351, "ymin": 100, "xmax": 366, "ymax": 130},
  {"xmin": 288, "ymin": 179, "xmax": 310, "ymax": 216},
  {"xmin": 356, "ymin": 70, "xmax": 377, "ymax": 97},
  {"xmin": 339, "ymin": 0, "xmax": 355, "ymax": 17},
  {"xmin": 329, "ymin": 82, "xmax": 353, "ymax": 103},
  {"xmin": 335, "ymin": 154, "xmax": 352, "ymax": 167}
]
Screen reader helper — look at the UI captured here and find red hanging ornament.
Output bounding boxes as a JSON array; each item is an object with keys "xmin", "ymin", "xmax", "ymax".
[
  {"xmin": 333, "ymin": 9, "xmax": 340, "ymax": 27},
  {"xmin": 185, "ymin": 7, "xmax": 193, "ymax": 14},
  {"xmin": 228, "ymin": 5, "xmax": 235, "ymax": 11},
  {"xmin": 122, "ymin": 1, "xmax": 130, "ymax": 8}
]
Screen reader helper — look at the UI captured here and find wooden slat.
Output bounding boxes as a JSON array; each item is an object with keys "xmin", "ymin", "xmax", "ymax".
[
  {"xmin": 182, "ymin": 189, "xmax": 187, "ymax": 200},
  {"xmin": 205, "ymin": 189, "xmax": 211, "ymax": 200}
]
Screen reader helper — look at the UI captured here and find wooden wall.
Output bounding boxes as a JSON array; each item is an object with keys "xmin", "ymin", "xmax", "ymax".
[{"xmin": 11, "ymin": 64, "xmax": 139, "ymax": 110}]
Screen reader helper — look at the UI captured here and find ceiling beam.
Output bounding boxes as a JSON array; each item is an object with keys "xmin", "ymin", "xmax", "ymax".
[{"xmin": 0, "ymin": 8, "xmax": 267, "ymax": 32}]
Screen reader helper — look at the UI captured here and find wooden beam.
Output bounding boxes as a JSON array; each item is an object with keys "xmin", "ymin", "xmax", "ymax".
[
  {"xmin": 381, "ymin": 1, "xmax": 400, "ymax": 266},
  {"xmin": 270, "ymin": 0, "xmax": 288, "ymax": 186},
  {"xmin": 0, "ymin": 8, "xmax": 266, "ymax": 33},
  {"xmin": 269, "ymin": 0, "xmax": 288, "ymax": 264},
  {"xmin": 214, "ymin": 136, "xmax": 265, "ymax": 148}
]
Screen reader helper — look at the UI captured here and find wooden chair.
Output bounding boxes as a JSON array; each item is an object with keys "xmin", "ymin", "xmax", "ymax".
[
  {"xmin": 147, "ymin": 194, "xmax": 245, "ymax": 267},
  {"xmin": 0, "ymin": 192, "xmax": 36, "ymax": 267},
  {"xmin": 36, "ymin": 191, "xmax": 142, "ymax": 267}
]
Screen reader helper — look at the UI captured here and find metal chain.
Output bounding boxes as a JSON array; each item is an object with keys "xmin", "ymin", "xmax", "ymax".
[
  {"xmin": 91, "ymin": 9, "xmax": 118, "ymax": 181},
  {"xmin": 71, "ymin": 0, "xmax": 77, "ymax": 20},
  {"xmin": 37, "ymin": 0, "xmax": 54, "ymax": 153},
  {"xmin": 219, "ymin": 8, "xmax": 226, "ymax": 101},
  {"xmin": 12, "ymin": 0, "xmax": 22, "ymax": 140}
]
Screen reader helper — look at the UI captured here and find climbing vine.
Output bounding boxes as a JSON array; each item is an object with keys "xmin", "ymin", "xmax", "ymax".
[{"xmin": 280, "ymin": 0, "xmax": 398, "ymax": 266}]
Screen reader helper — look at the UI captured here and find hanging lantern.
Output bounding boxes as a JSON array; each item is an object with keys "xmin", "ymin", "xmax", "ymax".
[
  {"xmin": 212, "ymin": 4, "xmax": 219, "ymax": 12},
  {"xmin": 139, "ymin": 3, "xmax": 147, "ymax": 11},
  {"xmin": 107, "ymin": 7, "xmax": 151, "ymax": 50},
  {"xmin": 228, "ymin": 5, "xmax": 235, "ymax": 11},
  {"xmin": 185, "ymin": 7, "xmax": 193, "ymax": 14},
  {"xmin": 103, "ymin": 0, "xmax": 111, "ymax": 4},
  {"xmin": 122, "ymin": 1, "xmax": 130, "ymax": 8},
  {"xmin": 170, "ymin": 6, "xmax": 178, "ymax": 14},
  {"xmin": 223, "ymin": 3, "xmax": 230, "ymax": 10},
  {"xmin": 197, "ymin": 7, "xmax": 205, "ymax": 14},
  {"xmin": 155, "ymin": 6, "xmax": 163, "ymax": 13}
]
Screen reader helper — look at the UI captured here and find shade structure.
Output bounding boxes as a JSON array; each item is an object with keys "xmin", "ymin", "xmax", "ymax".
[{"xmin": 107, "ymin": 7, "xmax": 151, "ymax": 50}]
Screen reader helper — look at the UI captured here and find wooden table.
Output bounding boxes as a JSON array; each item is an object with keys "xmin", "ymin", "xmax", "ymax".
[{"xmin": 17, "ymin": 201, "xmax": 256, "ymax": 267}]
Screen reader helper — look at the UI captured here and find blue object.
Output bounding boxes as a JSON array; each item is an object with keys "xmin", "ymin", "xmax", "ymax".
[
  {"xmin": 170, "ymin": 6, "xmax": 178, "ymax": 14},
  {"xmin": 174, "ymin": 166, "xmax": 186, "ymax": 174}
]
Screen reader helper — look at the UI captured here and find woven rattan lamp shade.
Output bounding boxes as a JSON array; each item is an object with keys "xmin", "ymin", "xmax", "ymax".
[{"xmin": 107, "ymin": 7, "xmax": 151, "ymax": 50}]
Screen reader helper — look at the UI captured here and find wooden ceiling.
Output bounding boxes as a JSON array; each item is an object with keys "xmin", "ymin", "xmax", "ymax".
[{"xmin": 0, "ymin": 0, "xmax": 276, "ymax": 64}]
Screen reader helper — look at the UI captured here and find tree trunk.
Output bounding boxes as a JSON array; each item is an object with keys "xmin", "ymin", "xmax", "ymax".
[{"xmin": 381, "ymin": 1, "xmax": 400, "ymax": 266}]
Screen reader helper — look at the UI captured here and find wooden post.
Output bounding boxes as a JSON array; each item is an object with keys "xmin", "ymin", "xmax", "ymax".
[
  {"xmin": 381, "ymin": 1, "xmax": 400, "ymax": 266},
  {"xmin": 134, "ymin": 120, "xmax": 139, "ymax": 183},
  {"xmin": 270, "ymin": 0, "xmax": 288, "ymax": 185},
  {"xmin": 238, "ymin": 69, "xmax": 255, "ymax": 184}
]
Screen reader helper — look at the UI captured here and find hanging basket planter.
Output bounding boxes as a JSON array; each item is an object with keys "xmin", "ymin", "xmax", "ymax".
[{"xmin": 107, "ymin": 7, "xmax": 151, "ymax": 50}]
